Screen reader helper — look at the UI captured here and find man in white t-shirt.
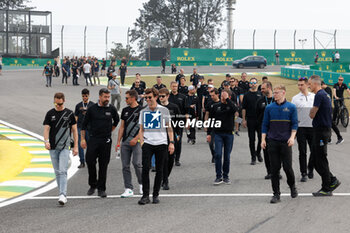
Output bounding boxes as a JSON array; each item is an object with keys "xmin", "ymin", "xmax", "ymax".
[
  {"xmin": 137, "ymin": 87, "xmax": 175, "ymax": 205},
  {"xmin": 83, "ymin": 61, "xmax": 93, "ymax": 86},
  {"xmin": 334, "ymin": 51, "xmax": 340, "ymax": 63},
  {"xmin": 291, "ymin": 77, "xmax": 315, "ymax": 182}
]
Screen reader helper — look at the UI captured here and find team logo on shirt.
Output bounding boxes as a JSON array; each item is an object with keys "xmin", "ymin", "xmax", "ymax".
[
  {"xmin": 283, "ymin": 107, "xmax": 290, "ymax": 112},
  {"xmin": 51, "ymin": 116, "xmax": 56, "ymax": 121},
  {"xmin": 143, "ymin": 110, "xmax": 161, "ymax": 129}
]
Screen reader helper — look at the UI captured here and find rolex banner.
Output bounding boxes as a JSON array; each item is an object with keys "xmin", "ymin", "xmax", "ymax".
[{"xmin": 170, "ymin": 48, "xmax": 350, "ymax": 66}]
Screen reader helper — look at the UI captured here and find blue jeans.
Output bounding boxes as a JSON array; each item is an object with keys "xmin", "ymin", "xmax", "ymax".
[
  {"xmin": 49, "ymin": 149, "xmax": 70, "ymax": 196},
  {"xmin": 78, "ymin": 128, "xmax": 89, "ymax": 163},
  {"xmin": 214, "ymin": 133, "xmax": 234, "ymax": 179},
  {"xmin": 151, "ymin": 154, "xmax": 155, "ymax": 167}
]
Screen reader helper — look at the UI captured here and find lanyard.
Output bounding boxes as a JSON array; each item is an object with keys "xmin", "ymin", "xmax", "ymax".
[{"xmin": 265, "ymin": 96, "xmax": 274, "ymax": 106}]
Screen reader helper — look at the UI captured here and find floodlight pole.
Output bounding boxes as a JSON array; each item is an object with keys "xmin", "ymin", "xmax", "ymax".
[
  {"xmin": 61, "ymin": 25, "xmax": 64, "ymax": 58},
  {"xmin": 253, "ymin": 29, "xmax": 256, "ymax": 50},
  {"xmin": 334, "ymin": 29, "xmax": 337, "ymax": 49},
  {"xmin": 84, "ymin": 26, "xmax": 87, "ymax": 57},
  {"xmin": 274, "ymin": 30, "xmax": 277, "ymax": 50},
  {"xmin": 105, "ymin": 26, "xmax": 109, "ymax": 59},
  {"xmin": 227, "ymin": 0, "xmax": 236, "ymax": 49}
]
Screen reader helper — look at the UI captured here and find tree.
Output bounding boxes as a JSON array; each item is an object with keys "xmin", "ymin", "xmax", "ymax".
[
  {"xmin": 130, "ymin": 0, "xmax": 225, "ymax": 52},
  {"xmin": 108, "ymin": 42, "xmax": 138, "ymax": 60},
  {"xmin": 0, "ymin": 0, "xmax": 34, "ymax": 10}
]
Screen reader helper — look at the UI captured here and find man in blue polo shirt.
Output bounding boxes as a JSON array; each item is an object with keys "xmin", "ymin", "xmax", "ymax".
[
  {"xmin": 261, "ymin": 84, "xmax": 298, "ymax": 204},
  {"xmin": 309, "ymin": 75, "xmax": 341, "ymax": 196}
]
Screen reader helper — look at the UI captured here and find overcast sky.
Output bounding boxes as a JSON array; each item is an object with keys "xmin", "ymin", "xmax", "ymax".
[{"xmin": 27, "ymin": 0, "xmax": 350, "ymax": 57}]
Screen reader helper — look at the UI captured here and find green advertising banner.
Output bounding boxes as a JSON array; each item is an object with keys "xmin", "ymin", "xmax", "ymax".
[
  {"xmin": 281, "ymin": 67, "xmax": 350, "ymax": 86},
  {"xmin": 310, "ymin": 63, "xmax": 350, "ymax": 73},
  {"xmin": 170, "ymin": 48, "xmax": 350, "ymax": 66},
  {"xmin": 3, "ymin": 57, "xmax": 55, "ymax": 69}
]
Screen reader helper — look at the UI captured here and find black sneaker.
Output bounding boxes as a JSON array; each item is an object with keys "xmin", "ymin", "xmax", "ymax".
[
  {"xmin": 257, "ymin": 154, "xmax": 263, "ymax": 162},
  {"xmin": 250, "ymin": 160, "xmax": 256, "ymax": 165},
  {"xmin": 223, "ymin": 178, "xmax": 231, "ymax": 185},
  {"xmin": 312, "ymin": 189, "xmax": 332, "ymax": 197},
  {"xmin": 175, "ymin": 161, "xmax": 181, "ymax": 166},
  {"xmin": 97, "ymin": 190, "xmax": 107, "ymax": 198},
  {"xmin": 235, "ymin": 131, "xmax": 240, "ymax": 136},
  {"xmin": 300, "ymin": 174, "xmax": 307, "ymax": 182},
  {"xmin": 78, "ymin": 163, "xmax": 85, "ymax": 169},
  {"xmin": 213, "ymin": 178, "xmax": 223, "ymax": 185},
  {"xmin": 87, "ymin": 187, "xmax": 96, "ymax": 196},
  {"xmin": 162, "ymin": 182, "xmax": 169, "ymax": 190},
  {"xmin": 308, "ymin": 171, "xmax": 314, "ymax": 179},
  {"xmin": 290, "ymin": 186, "xmax": 298, "ymax": 198},
  {"xmin": 211, "ymin": 157, "xmax": 215, "ymax": 163},
  {"xmin": 138, "ymin": 196, "xmax": 150, "ymax": 205},
  {"xmin": 336, "ymin": 138, "xmax": 344, "ymax": 145},
  {"xmin": 152, "ymin": 196, "xmax": 160, "ymax": 204},
  {"xmin": 330, "ymin": 179, "xmax": 341, "ymax": 192},
  {"xmin": 270, "ymin": 195, "xmax": 281, "ymax": 204},
  {"xmin": 264, "ymin": 174, "xmax": 272, "ymax": 179}
]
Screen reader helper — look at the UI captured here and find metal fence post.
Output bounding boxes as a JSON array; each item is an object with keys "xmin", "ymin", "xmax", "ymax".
[
  {"xmin": 253, "ymin": 29, "xmax": 256, "ymax": 50},
  {"xmin": 84, "ymin": 26, "xmax": 87, "ymax": 57},
  {"xmin": 105, "ymin": 26, "xmax": 109, "ymax": 59},
  {"xmin": 61, "ymin": 25, "xmax": 64, "ymax": 58}
]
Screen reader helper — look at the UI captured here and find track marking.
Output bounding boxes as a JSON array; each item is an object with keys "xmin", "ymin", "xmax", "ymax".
[{"xmin": 27, "ymin": 193, "xmax": 350, "ymax": 200}]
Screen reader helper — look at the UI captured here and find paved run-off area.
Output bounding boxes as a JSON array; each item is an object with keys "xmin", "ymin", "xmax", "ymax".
[{"xmin": 0, "ymin": 66, "xmax": 350, "ymax": 233}]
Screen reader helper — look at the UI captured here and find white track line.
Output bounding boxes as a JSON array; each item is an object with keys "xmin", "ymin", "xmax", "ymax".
[
  {"xmin": 28, "ymin": 151, "xmax": 49, "ymax": 155},
  {"xmin": 0, "ymin": 120, "xmax": 80, "ymax": 208},
  {"xmin": 31, "ymin": 158, "xmax": 51, "ymax": 162},
  {"xmin": 28, "ymin": 193, "xmax": 350, "ymax": 200},
  {"xmin": 22, "ymin": 168, "xmax": 54, "ymax": 173}
]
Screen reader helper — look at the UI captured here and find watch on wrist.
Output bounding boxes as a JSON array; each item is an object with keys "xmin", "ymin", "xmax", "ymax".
[{"xmin": 169, "ymin": 141, "xmax": 175, "ymax": 144}]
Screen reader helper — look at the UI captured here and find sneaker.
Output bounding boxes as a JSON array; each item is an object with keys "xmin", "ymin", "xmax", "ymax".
[
  {"xmin": 264, "ymin": 174, "xmax": 271, "ymax": 179},
  {"xmin": 152, "ymin": 196, "xmax": 160, "ymax": 204},
  {"xmin": 139, "ymin": 184, "xmax": 143, "ymax": 195},
  {"xmin": 300, "ymin": 174, "xmax": 307, "ymax": 182},
  {"xmin": 312, "ymin": 189, "xmax": 332, "ymax": 196},
  {"xmin": 213, "ymin": 178, "xmax": 223, "ymax": 185},
  {"xmin": 77, "ymin": 163, "xmax": 85, "ymax": 169},
  {"xmin": 308, "ymin": 171, "xmax": 314, "ymax": 179},
  {"xmin": 223, "ymin": 178, "xmax": 231, "ymax": 185},
  {"xmin": 151, "ymin": 166, "xmax": 156, "ymax": 172},
  {"xmin": 336, "ymin": 138, "xmax": 344, "ymax": 145},
  {"xmin": 87, "ymin": 187, "xmax": 96, "ymax": 196},
  {"xmin": 97, "ymin": 190, "xmax": 107, "ymax": 198},
  {"xmin": 58, "ymin": 194, "xmax": 67, "ymax": 206},
  {"xmin": 270, "ymin": 195, "xmax": 281, "ymax": 204},
  {"xmin": 250, "ymin": 160, "xmax": 256, "ymax": 165},
  {"xmin": 235, "ymin": 131, "xmax": 240, "ymax": 136},
  {"xmin": 211, "ymin": 157, "xmax": 215, "ymax": 163},
  {"xmin": 121, "ymin": 189, "xmax": 134, "ymax": 198},
  {"xmin": 328, "ymin": 138, "xmax": 332, "ymax": 144},
  {"xmin": 138, "ymin": 196, "xmax": 150, "ymax": 205},
  {"xmin": 330, "ymin": 179, "xmax": 341, "ymax": 192},
  {"xmin": 257, "ymin": 154, "xmax": 263, "ymax": 162},
  {"xmin": 162, "ymin": 182, "xmax": 170, "ymax": 190},
  {"xmin": 290, "ymin": 186, "xmax": 298, "ymax": 198},
  {"xmin": 175, "ymin": 161, "xmax": 181, "ymax": 166}
]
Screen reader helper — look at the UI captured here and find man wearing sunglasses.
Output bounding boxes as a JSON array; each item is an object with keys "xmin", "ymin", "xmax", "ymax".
[
  {"xmin": 291, "ymin": 77, "xmax": 315, "ymax": 182},
  {"xmin": 137, "ymin": 88, "xmax": 174, "ymax": 205},
  {"xmin": 43, "ymin": 93, "xmax": 78, "ymax": 205},
  {"xmin": 242, "ymin": 77, "xmax": 263, "ymax": 165},
  {"xmin": 116, "ymin": 90, "xmax": 144, "ymax": 198},
  {"xmin": 158, "ymin": 88, "xmax": 181, "ymax": 190}
]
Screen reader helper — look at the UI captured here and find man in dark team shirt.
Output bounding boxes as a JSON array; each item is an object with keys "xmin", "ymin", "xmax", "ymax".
[
  {"xmin": 175, "ymin": 69, "xmax": 185, "ymax": 84},
  {"xmin": 131, "ymin": 73, "xmax": 147, "ymax": 89},
  {"xmin": 196, "ymin": 76, "xmax": 208, "ymax": 121},
  {"xmin": 185, "ymin": 86, "xmax": 198, "ymax": 145},
  {"xmin": 101, "ymin": 58, "xmax": 107, "ymax": 76},
  {"xmin": 242, "ymin": 78, "xmax": 263, "ymax": 165},
  {"xmin": 153, "ymin": 76, "xmax": 167, "ymax": 90},
  {"xmin": 221, "ymin": 74, "xmax": 232, "ymax": 87},
  {"xmin": 238, "ymin": 72, "xmax": 250, "ymax": 93},
  {"xmin": 74, "ymin": 89, "xmax": 94, "ymax": 168},
  {"xmin": 71, "ymin": 61, "xmax": 79, "ymax": 86},
  {"xmin": 321, "ymin": 81, "xmax": 343, "ymax": 144},
  {"xmin": 207, "ymin": 89, "xmax": 237, "ymax": 185},
  {"xmin": 43, "ymin": 92, "xmax": 78, "ymax": 206},
  {"xmin": 159, "ymin": 88, "xmax": 181, "ymax": 190},
  {"xmin": 257, "ymin": 76, "xmax": 268, "ymax": 92},
  {"xmin": 107, "ymin": 62, "xmax": 116, "ymax": 83},
  {"xmin": 116, "ymin": 90, "xmax": 143, "ymax": 198},
  {"xmin": 178, "ymin": 76, "xmax": 189, "ymax": 95},
  {"xmin": 42, "ymin": 61, "xmax": 53, "ymax": 87},
  {"xmin": 309, "ymin": 75, "xmax": 341, "ymax": 196},
  {"xmin": 204, "ymin": 88, "xmax": 220, "ymax": 163},
  {"xmin": 131, "ymin": 79, "xmax": 145, "ymax": 106},
  {"xmin": 169, "ymin": 81, "xmax": 186, "ymax": 166},
  {"xmin": 81, "ymin": 88, "xmax": 119, "ymax": 198},
  {"xmin": 190, "ymin": 68, "xmax": 200, "ymax": 86},
  {"xmin": 118, "ymin": 62, "xmax": 127, "ymax": 86},
  {"xmin": 256, "ymin": 81, "xmax": 274, "ymax": 179}
]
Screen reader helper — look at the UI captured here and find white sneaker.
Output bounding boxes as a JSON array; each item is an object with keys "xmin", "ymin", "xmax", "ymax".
[
  {"xmin": 58, "ymin": 194, "xmax": 67, "ymax": 205},
  {"xmin": 139, "ymin": 184, "xmax": 143, "ymax": 195},
  {"xmin": 121, "ymin": 189, "xmax": 134, "ymax": 198}
]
